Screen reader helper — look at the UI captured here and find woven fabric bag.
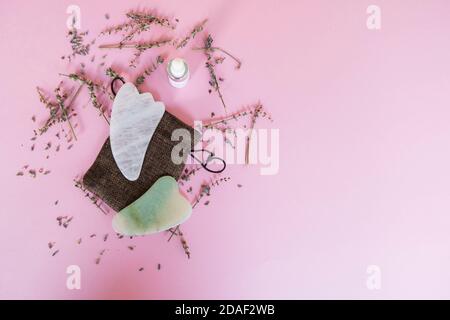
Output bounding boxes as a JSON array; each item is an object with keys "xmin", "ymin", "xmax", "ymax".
[{"xmin": 83, "ymin": 111, "xmax": 199, "ymax": 212}]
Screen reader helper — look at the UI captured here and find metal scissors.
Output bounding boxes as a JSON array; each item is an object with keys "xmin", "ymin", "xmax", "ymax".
[{"xmin": 190, "ymin": 149, "xmax": 226, "ymax": 174}]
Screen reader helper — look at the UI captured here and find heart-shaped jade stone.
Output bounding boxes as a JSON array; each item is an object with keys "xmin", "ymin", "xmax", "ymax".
[
  {"xmin": 112, "ymin": 176, "xmax": 192, "ymax": 236},
  {"xmin": 110, "ymin": 82, "xmax": 165, "ymax": 181}
]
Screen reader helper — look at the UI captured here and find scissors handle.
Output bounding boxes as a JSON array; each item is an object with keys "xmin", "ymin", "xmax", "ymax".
[
  {"xmin": 111, "ymin": 76, "xmax": 125, "ymax": 97},
  {"xmin": 190, "ymin": 149, "xmax": 226, "ymax": 174}
]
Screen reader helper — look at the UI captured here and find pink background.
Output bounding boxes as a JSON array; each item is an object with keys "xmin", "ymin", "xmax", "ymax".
[{"xmin": 2, "ymin": 0, "xmax": 450, "ymax": 299}]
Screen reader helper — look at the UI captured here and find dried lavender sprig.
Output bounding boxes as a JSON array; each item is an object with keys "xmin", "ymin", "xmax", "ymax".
[
  {"xmin": 55, "ymin": 86, "xmax": 79, "ymax": 141},
  {"xmin": 99, "ymin": 10, "xmax": 176, "ymax": 39},
  {"xmin": 37, "ymin": 93, "xmax": 60, "ymax": 135},
  {"xmin": 207, "ymin": 60, "xmax": 227, "ymax": 113},
  {"xmin": 168, "ymin": 226, "xmax": 190, "ymax": 259},
  {"xmin": 176, "ymin": 19, "xmax": 208, "ymax": 49},
  {"xmin": 245, "ymin": 103, "xmax": 264, "ymax": 164},
  {"xmin": 98, "ymin": 39, "xmax": 172, "ymax": 49},
  {"xmin": 73, "ymin": 178, "xmax": 109, "ymax": 214},
  {"xmin": 204, "ymin": 109, "xmax": 251, "ymax": 129},
  {"xmin": 192, "ymin": 176, "xmax": 231, "ymax": 209},
  {"xmin": 99, "ymin": 39, "xmax": 171, "ymax": 68},
  {"xmin": 37, "ymin": 85, "xmax": 70, "ymax": 135},
  {"xmin": 204, "ymin": 103, "xmax": 272, "ymax": 164},
  {"xmin": 100, "ymin": 21, "xmax": 134, "ymax": 37},
  {"xmin": 193, "ymin": 32, "xmax": 241, "ymax": 69},
  {"xmin": 179, "ymin": 165, "xmax": 202, "ymax": 183},
  {"xmin": 200, "ymin": 35, "xmax": 228, "ymax": 113},
  {"xmin": 63, "ymin": 28, "xmax": 90, "ymax": 61},
  {"xmin": 105, "ymin": 67, "xmax": 120, "ymax": 79},
  {"xmin": 131, "ymin": 39, "xmax": 171, "ymax": 67},
  {"xmin": 204, "ymin": 103, "xmax": 272, "ymax": 130},
  {"xmin": 126, "ymin": 11, "xmax": 176, "ymax": 29},
  {"xmin": 177, "ymin": 227, "xmax": 190, "ymax": 259},
  {"xmin": 135, "ymin": 55, "xmax": 164, "ymax": 86},
  {"xmin": 193, "ymin": 45, "xmax": 242, "ymax": 69},
  {"xmin": 167, "ymin": 227, "xmax": 179, "ymax": 242}
]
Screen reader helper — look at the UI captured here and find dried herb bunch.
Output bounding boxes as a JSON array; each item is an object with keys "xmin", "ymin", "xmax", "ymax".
[
  {"xmin": 100, "ymin": 10, "xmax": 176, "ymax": 40},
  {"xmin": 62, "ymin": 28, "xmax": 91, "ymax": 61},
  {"xmin": 61, "ymin": 73, "xmax": 111, "ymax": 124},
  {"xmin": 36, "ymin": 84, "xmax": 80, "ymax": 140},
  {"xmin": 99, "ymin": 10, "xmax": 176, "ymax": 67}
]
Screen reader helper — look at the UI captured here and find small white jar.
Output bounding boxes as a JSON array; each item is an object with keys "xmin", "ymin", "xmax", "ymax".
[{"xmin": 167, "ymin": 58, "xmax": 190, "ymax": 88}]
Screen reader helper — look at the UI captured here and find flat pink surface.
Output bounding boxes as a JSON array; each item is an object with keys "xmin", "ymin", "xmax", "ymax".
[{"xmin": 2, "ymin": 0, "xmax": 450, "ymax": 299}]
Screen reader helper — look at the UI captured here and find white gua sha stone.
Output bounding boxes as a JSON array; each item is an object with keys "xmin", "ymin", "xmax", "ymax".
[{"xmin": 110, "ymin": 82, "xmax": 165, "ymax": 181}]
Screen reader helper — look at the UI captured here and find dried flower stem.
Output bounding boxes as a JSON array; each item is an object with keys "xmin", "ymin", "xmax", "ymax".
[
  {"xmin": 193, "ymin": 46, "xmax": 241, "ymax": 69},
  {"xmin": 60, "ymin": 73, "xmax": 110, "ymax": 124},
  {"xmin": 167, "ymin": 226, "xmax": 179, "ymax": 242},
  {"xmin": 100, "ymin": 10, "xmax": 176, "ymax": 40},
  {"xmin": 135, "ymin": 55, "xmax": 164, "ymax": 86},
  {"xmin": 207, "ymin": 60, "xmax": 227, "ymax": 114},
  {"xmin": 105, "ymin": 67, "xmax": 120, "ymax": 79},
  {"xmin": 176, "ymin": 19, "xmax": 208, "ymax": 49},
  {"xmin": 99, "ymin": 39, "xmax": 172, "ymax": 49},
  {"xmin": 192, "ymin": 176, "xmax": 231, "ymax": 209},
  {"xmin": 168, "ymin": 226, "xmax": 190, "ymax": 259},
  {"xmin": 126, "ymin": 11, "xmax": 176, "ymax": 29},
  {"xmin": 203, "ymin": 103, "xmax": 271, "ymax": 133},
  {"xmin": 245, "ymin": 103, "xmax": 262, "ymax": 164},
  {"xmin": 178, "ymin": 227, "xmax": 190, "ymax": 259},
  {"xmin": 179, "ymin": 166, "xmax": 202, "ymax": 184},
  {"xmin": 56, "ymin": 85, "xmax": 82, "ymax": 141},
  {"xmin": 204, "ymin": 111, "xmax": 250, "ymax": 129},
  {"xmin": 37, "ymin": 85, "xmax": 71, "ymax": 135},
  {"xmin": 74, "ymin": 179, "xmax": 109, "ymax": 214},
  {"xmin": 99, "ymin": 39, "xmax": 171, "ymax": 68},
  {"xmin": 199, "ymin": 35, "xmax": 232, "ymax": 113}
]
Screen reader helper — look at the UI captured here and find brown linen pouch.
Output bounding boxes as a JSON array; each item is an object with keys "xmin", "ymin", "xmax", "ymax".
[{"xmin": 83, "ymin": 111, "xmax": 200, "ymax": 212}]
